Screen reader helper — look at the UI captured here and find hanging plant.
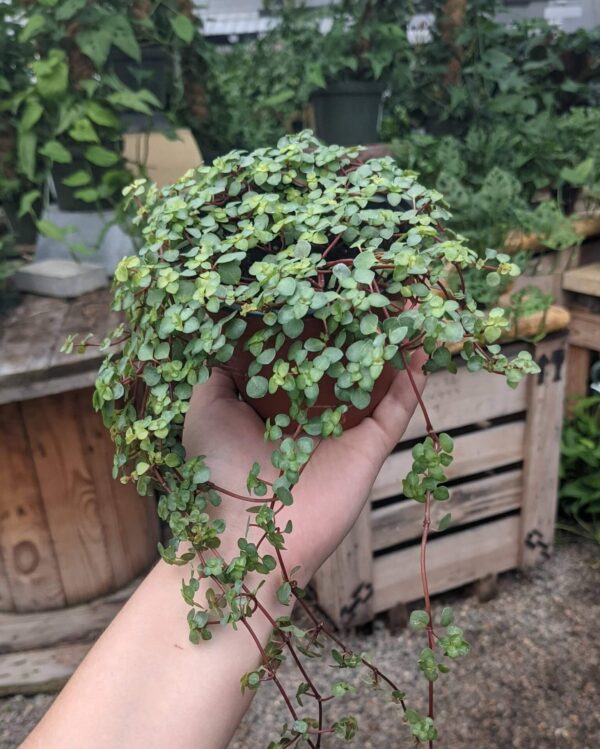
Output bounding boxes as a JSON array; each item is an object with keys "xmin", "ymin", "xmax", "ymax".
[{"xmin": 67, "ymin": 131, "xmax": 539, "ymax": 746}]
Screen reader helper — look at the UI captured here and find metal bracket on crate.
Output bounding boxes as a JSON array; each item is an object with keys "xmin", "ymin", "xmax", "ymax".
[
  {"xmin": 537, "ymin": 347, "xmax": 565, "ymax": 386},
  {"xmin": 339, "ymin": 581, "xmax": 373, "ymax": 627},
  {"xmin": 524, "ymin": 529, "xmax": 551, "ymax": 560}
]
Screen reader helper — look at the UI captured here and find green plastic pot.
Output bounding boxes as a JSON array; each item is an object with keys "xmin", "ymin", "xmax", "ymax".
[{"xmin": 311, "ymin": 80, "xmax": 386, "ymax": 146}]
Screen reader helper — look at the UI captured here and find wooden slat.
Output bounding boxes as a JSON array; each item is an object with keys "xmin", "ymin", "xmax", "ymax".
[
  {"xmin": 373, "ymin": 515, "xmax": 520, "ymax": 612},
  {"xmin": 0, "ymin": 289, "xmax": 120, "ymax": 403},
  {"xmin": 0, "ymin": 403, "xmax": 67, "ymax": 612},
  {"xmin": 312, "ymin": 504, "xmax": 374, "ymax": 628},
  {"xmin": 0, "ymin": 578, "xmax": 139, "ymax": 653},
  {"xmin": 566, "ymin": 345, "xmax": 591, "ymax": 412},
  {"xmin": 403, "ymin": 364, "xmax": 527, "ymax": 442},
  {"xmin": 48, "ymin": 288, "xmax": 121, "ymax": 370},
  {"xmin": 519, "ymin": 336, "xmax": 567, "ymax": 566},
  {"xmin": 0, "ymin": 371, "xmax": 99, "ymax": 406},
  {"xmin": 372, "ymin": 469, "xmax": 522, "ymax": 552},
  {"xmin": 0, "ymin": 295, "xmax": 69, "ymax": 382},
  {"xmin": 75, "ymin": 389, "xmax": 159, "ymax": 589},
  {"xmin": 510, "ymin": 247, "xmax": 580, "ymax": 305},
  {"xmin": 0, "ymin": 550, "xmax": 15, "ymax": 613},
  {"xmin": 568, "ymin": 309, "xmax": 600, "ymax": 351},
  {"xmin": 371, "ymin": 421, "xmax": 525, "ymax": 502},
  {"xmin": 20, "ymin": 393, "xmax": 116, "ymax": 605},
  {"xmin": 0, "ymin": 642, "xmax": 91, "ymax": 696},
  {"xmin": 563, "ymin": 261, "xmax": 600, "ymax": 297},
  {"xmin": 579, "ymin": 237, "xmax": 600, "ymax": 265}
]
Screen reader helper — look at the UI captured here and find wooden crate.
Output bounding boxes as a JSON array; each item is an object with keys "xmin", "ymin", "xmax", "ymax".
[
  {"xmin": 508, "ymin": 230, "xmax": 600, "ymax": 306},
  {"xmin": 312, "ymin": 334, "xmax": 567, "ymax": 628},
  {"xmin": 511, "ymin": 245, "xmax": 580, "ymax": 305},
  {"xmin": 562, "ymin": 261, "xmax": 600, "ymax": 408}
]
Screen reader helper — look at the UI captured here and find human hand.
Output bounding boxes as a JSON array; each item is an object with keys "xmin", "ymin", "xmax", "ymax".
[{"xmin": 182, "ymin": 350, "xmax": 427, "ymax": 589}]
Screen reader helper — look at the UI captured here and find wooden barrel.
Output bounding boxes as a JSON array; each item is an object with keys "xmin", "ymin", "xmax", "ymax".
[{"xmin": 0, "ymin": 388, "xmax": 159, "ymax": 613}]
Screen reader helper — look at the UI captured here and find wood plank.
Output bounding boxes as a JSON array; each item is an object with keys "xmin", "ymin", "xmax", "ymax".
[
  {"xmin": 48, "ymin": 288, "xmax": 121, "ymax": 369},
  {"xmin": 0, "ymin": 548, "xmax": 15, "ymax": 613},
  {"xmin": 511, "ymin": 273, "xmax": 562, "ymax": 303},
  {"xmin": 20, "ymin": 393, "xmax": 116, "ymax": 605},
  {"xmin": 372, "ymin": 469, "xmax": 522, "ymax": 551},
  {"xmin": 579, "ymin": 237, "xmax": 600, "ymax": 266},
  {"xmin": 0, "ymin": 642, "xmax": 91, "ymax": 696},
  {"xmin": 0, "ymin": 578, "xmax": 139, "ymax": 653},
  {"xmin": 566, "ymin": 345, "xmax": 591, "ymax": 412},
  {"xmin": 373, "ymin": 515, "xmax": 520, "ymax": 612},
  {"xmin": 0, "ymin": 289, "xmax": 120, "ymax": 403},
  {"xmin": 312, "ymin": 504, "xmax": 374, "ymax": 628},
  {"xmin": 568, "ymin": 309, "xmax": 600, "ymax": 351},
  {"xmin": 75, "ymin": 389, "xmax": 159, "ymax": 589},
  {"xmin": 563, "ymin": 261, "xmax": 600, "ymax": 297},
  {"xmin": 0, "ymin": 403, "xmax": 67, "ymax": 612},
  {"xmin": 0, "ymin": 371, "xmax": 99, "ymax": 406},
  {"xmin": 403, "ymin": 364, "xmax": 528, "ymax": 442},
  {"xmin": 372, "ymin": 421, "xmax": 526, "ymax": 501},
  {"xmin": 511, "ymin": 247, "xmax": 580, "ymax": 305},
  {"xmin": 519, "ymin": 336, "xmax": 567, "ymax": 566},
  {"xmin": 504, "ymin": 215, "xmax": 600, "ymax": 253},
  {"xmin": 0, "ymin": 295, "xmax": 69, "ymax": 381}
]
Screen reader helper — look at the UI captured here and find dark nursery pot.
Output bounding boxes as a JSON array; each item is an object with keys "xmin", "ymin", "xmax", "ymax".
[
  {"xmin": 558, "ymin": 184, "xmax": 580, "ymax": 216},
  {"xmin": 311, "ymin": 80, "xmax": 386, "ymax": 146},
  {"xmin": 227, "ymin": 315, "xmax": 397, "ymax": 430},
  {"xmin": 107, "ymin": 45, "xmax": 170, "ymax": 110}
]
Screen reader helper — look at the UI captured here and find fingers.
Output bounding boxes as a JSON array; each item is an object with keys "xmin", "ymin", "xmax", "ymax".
[
  {"xmin": 355, "ymin": 348, "xmax": 428, "ymax": 454},
  {"xmin": 191, "ymin": 367, "xmax": 239, "ymax": 409}
]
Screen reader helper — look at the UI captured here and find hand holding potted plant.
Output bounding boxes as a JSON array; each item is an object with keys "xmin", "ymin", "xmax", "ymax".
[{"xmin": 71, "ymin": 131, "xmax": 538, "ymax": 745}]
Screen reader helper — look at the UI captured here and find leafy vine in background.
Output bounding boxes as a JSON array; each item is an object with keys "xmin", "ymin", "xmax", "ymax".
[
  {"xmin": 0, "ymin": 3, "xmax": 42, "ymax": 229},
  {"xmin": 1, "ymin": 0, "xmax": 207, "ymax": 252},
  {"xmin": 559, "ymin": 395, "xmax": 600, "ymax": 545},
  {"xmin": 67, "ymin": 132, "xmax": 539, "ymax": 746}
]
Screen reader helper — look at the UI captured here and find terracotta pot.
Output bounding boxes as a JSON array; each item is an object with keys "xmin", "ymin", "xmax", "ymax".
[{"xmin": 227, "ymin": 315, "xmax": 397, "ymax": 430}]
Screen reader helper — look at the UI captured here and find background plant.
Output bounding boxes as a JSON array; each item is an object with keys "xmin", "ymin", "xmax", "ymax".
[
  {"xmin": 0, "ymin": 1, "xmax": 43, "ymax": 229},
  {"xmin": 67, "ymin": 131, "xmax": 539, "ymax": 746},
  {"xmin": 1, "ymin": 0, "xmax": 208, "ymax": 254},
  {"xmin": 195, "ymin": 0, "xmax": 415, "ymax": 156},
  {"xmin": 386, "ymin": 0, "xmax": 600, "ymax": 139},
  {"xmin": 558, "ymin": 395, "xmax": 600, "ymax": 545}
]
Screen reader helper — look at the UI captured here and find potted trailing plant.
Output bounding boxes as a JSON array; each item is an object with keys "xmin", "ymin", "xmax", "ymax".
[
  {"xmin": 70, "ymin": 131, "xmax": 539, "ymax": 745},
  {"xmin": 266, "ymin": 0, "xmax": 414, "ymax": 146}
]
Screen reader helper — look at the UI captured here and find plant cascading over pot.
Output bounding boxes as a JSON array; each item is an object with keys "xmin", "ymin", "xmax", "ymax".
[{"xmin": 68, "ymin": 131, "xmax": 539, "ymax": 746}]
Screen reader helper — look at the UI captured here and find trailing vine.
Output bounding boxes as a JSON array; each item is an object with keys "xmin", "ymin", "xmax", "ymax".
[{"xmin": 66, "ymin": 131, "xmax": 539, "ymax": 746}]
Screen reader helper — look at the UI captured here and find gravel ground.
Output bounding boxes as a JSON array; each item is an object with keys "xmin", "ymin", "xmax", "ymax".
[{"xmin": 2, "ymin": 536, "xmax": 598, "ymax": 749}]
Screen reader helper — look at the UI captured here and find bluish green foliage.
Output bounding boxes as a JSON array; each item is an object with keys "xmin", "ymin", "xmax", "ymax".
[
  {"xmin": 559, "ymin": 395, "xmax": 600, "ymax": 544},
  {"xmin": 65, "ymin": 131, "xmax": 539, "ymax": 746}
]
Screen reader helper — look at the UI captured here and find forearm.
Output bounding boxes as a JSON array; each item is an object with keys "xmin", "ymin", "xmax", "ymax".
[{"xmin": 23, "ymin": 554, "xmax": 284, "ymax": 749}]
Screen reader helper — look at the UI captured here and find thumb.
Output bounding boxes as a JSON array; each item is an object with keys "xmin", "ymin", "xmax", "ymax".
[{"xmin": 354, "ymin": 348, "xmax": 428, "ymax": 455}]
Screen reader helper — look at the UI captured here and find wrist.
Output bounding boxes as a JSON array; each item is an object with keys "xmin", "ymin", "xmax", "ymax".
[{"xmin": 168, "ymin": 539, "xmax": 293, "ymax": 625}]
